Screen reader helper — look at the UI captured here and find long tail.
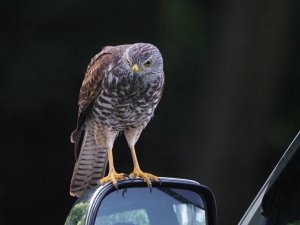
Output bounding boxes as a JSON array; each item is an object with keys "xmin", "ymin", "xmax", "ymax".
[{"xmin": 70, "ymin": 130, "xmax": 108, "ymax": 197}]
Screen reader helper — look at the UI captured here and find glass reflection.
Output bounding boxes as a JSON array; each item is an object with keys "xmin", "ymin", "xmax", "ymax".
[
  {"xmin": 65, "ymin": 189, "xmax": 95, "ymax": 225},
  {"xmin": 95, "ymin": 187, "xmax": 206, "ymax": 225}
]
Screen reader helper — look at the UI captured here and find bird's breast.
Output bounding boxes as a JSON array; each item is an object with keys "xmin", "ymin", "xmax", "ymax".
[{"xmin": 92, "ymin": 81, "xmax": 161, "ymax": 131}]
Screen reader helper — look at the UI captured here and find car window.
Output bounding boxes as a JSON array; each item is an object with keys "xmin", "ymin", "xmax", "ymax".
[
  {"xmin": 261, "ymin": 147, "xmax": 300, "ymax": 225},
  {"xmin": 239, "ymin": 133, "xmax": 300, "ymax": 225},
  {"xmin": 95, "ymin": 187, "xmax": 207, "ymax": 225}
]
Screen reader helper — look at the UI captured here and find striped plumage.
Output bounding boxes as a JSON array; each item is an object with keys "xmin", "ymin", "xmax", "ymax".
[{"xmin": 70, "ymin": 43, "xmax": 164, "ymax": 197}]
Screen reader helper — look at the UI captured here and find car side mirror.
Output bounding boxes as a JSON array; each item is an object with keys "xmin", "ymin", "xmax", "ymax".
[{"xmin": 65, "ymin": 177, "xmax": 217, "ymax": 225}]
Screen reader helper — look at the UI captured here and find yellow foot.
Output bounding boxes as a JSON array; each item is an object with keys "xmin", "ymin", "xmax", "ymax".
[
  {"xmin": 100, "ymin": 170, "xmax": 127, "ymax": 188},
  {"xmin": 129, "ymin": 167, "xmax": 158, "ymax": 187}
]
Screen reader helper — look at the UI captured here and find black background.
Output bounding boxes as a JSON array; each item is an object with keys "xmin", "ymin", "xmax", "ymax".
[{"xmin": 1, "ymin": 0, "xmax": 299, "ymax": 224}]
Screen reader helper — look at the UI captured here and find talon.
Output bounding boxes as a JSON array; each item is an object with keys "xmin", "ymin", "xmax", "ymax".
[
  {"xmin": 129, "ymin": 167, "xmax": 158, "ymax": 188},
  {"xmin": 100, "ymin": 170, "xmax": 127, "ymax": 188},
  {"xmin": 122, "ymin": 188, "xmax": 128, "ymax": 197},
  {"xmin": 158, "ymin": 178, "xmax": 162, "ymax": 185}
]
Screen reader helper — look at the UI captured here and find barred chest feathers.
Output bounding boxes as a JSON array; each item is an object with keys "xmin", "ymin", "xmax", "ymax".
[{"xmin": 91, "ymin": 71, "xmax": 163, "ymax": 130}]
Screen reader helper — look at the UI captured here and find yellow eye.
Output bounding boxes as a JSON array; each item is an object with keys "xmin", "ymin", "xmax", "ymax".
[{"xmin": 144, "ymin": 60, "xmax": 152, "ymax": 67}]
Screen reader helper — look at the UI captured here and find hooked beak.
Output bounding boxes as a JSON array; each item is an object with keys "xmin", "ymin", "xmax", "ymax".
[{"xmin": 131, "ymin": 64, "xmax": 141, "ymax": 78}]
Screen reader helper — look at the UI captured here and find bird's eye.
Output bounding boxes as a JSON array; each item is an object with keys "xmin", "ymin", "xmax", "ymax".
[{"xmin": 144, "ymin": 60, "xmax": 152, "ymax": 67}]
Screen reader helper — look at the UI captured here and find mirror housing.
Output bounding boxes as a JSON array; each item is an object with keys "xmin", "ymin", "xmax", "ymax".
[{"xmin": 65, "ymin": 177, "xmax": 216, "ymax": 225}]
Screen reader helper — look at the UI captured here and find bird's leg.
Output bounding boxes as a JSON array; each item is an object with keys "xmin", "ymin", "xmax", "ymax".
[
  {"xmin": 100, "ymin": 148, "xmax": 126, "ymax": 188},
  {"xmin": 129, "ymin": 146, "xmax": 158, "ymax": 187}
]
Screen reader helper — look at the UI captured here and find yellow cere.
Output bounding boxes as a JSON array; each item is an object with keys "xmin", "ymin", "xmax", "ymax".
[{"xmin": 131, "ymin": 64, "xmax": 141, "ymax": 73}]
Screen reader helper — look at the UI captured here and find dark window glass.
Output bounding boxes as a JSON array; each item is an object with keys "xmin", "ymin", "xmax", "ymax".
[{"xmin": 261, "ymin": 149, "xmax": 300, "ymax": 225}]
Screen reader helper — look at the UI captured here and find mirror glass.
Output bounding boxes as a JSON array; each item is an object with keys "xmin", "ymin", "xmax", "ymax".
[
  {"xmin": 65, "ymin": 189, "xmax": 95, "ymax": 225},
  {"xmin": 95, "ymin": 187, "xmax": 207, "ymax": 225}
]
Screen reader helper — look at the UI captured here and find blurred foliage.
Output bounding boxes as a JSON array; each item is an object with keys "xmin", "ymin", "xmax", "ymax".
[{"xmin": 288, "ymin": 221, "xmax": 300, "ymax": 225}]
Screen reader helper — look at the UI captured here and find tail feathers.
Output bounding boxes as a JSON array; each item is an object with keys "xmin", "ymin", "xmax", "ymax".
[{"xmin": 70, "ymin": 130, "xmax": 108, "ymax": 197}]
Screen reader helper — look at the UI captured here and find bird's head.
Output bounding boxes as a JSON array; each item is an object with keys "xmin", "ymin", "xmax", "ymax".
[{"xmin": 123, "ymin": 43, "xmax": 164, "ymax": 80}]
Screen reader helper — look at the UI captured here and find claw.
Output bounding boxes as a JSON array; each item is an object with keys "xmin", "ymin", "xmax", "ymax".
[
  {"xmin": 129, "ymin": 167, "xmax": 158, "ymax": 188},
  {"xmin": 100, "ymin": 170, "xmax": 127, "ymax": 188},
  {"xmin": 158, "ymin": 178, "xmax": 162, "ymax": 185},
  {"xmin": 122, "ymin": 188, "xmax": 128, "ymax": 198}
]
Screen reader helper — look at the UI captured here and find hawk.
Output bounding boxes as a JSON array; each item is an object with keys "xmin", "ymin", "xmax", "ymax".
[{"xmin": 70, "ymin": 43, "xmax": 164, "ymax": 197}]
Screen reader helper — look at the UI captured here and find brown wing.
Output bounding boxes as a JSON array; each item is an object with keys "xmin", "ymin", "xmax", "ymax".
[
  {"xmin": 79, "ymin": 48, "xmax": 113, "ymax": 126},
  {"xmin": 71, "ymin": 47, "xmax": 114, "ymax": 156}
]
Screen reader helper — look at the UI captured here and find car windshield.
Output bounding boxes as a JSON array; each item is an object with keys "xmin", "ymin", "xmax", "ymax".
[{"xmin": 95, "ymin": 187, "xmax": 207, "ymax": 225}]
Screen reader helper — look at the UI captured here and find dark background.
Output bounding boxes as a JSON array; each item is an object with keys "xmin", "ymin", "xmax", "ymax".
[{"xmin": 1, "ymin": 0, "xmax": 299, "ymax": 225}]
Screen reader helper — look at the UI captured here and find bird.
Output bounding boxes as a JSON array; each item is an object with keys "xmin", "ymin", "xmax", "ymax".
[{"xmin": 69, "ymin": 43, "xmax": 165, "ymax": 197}]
